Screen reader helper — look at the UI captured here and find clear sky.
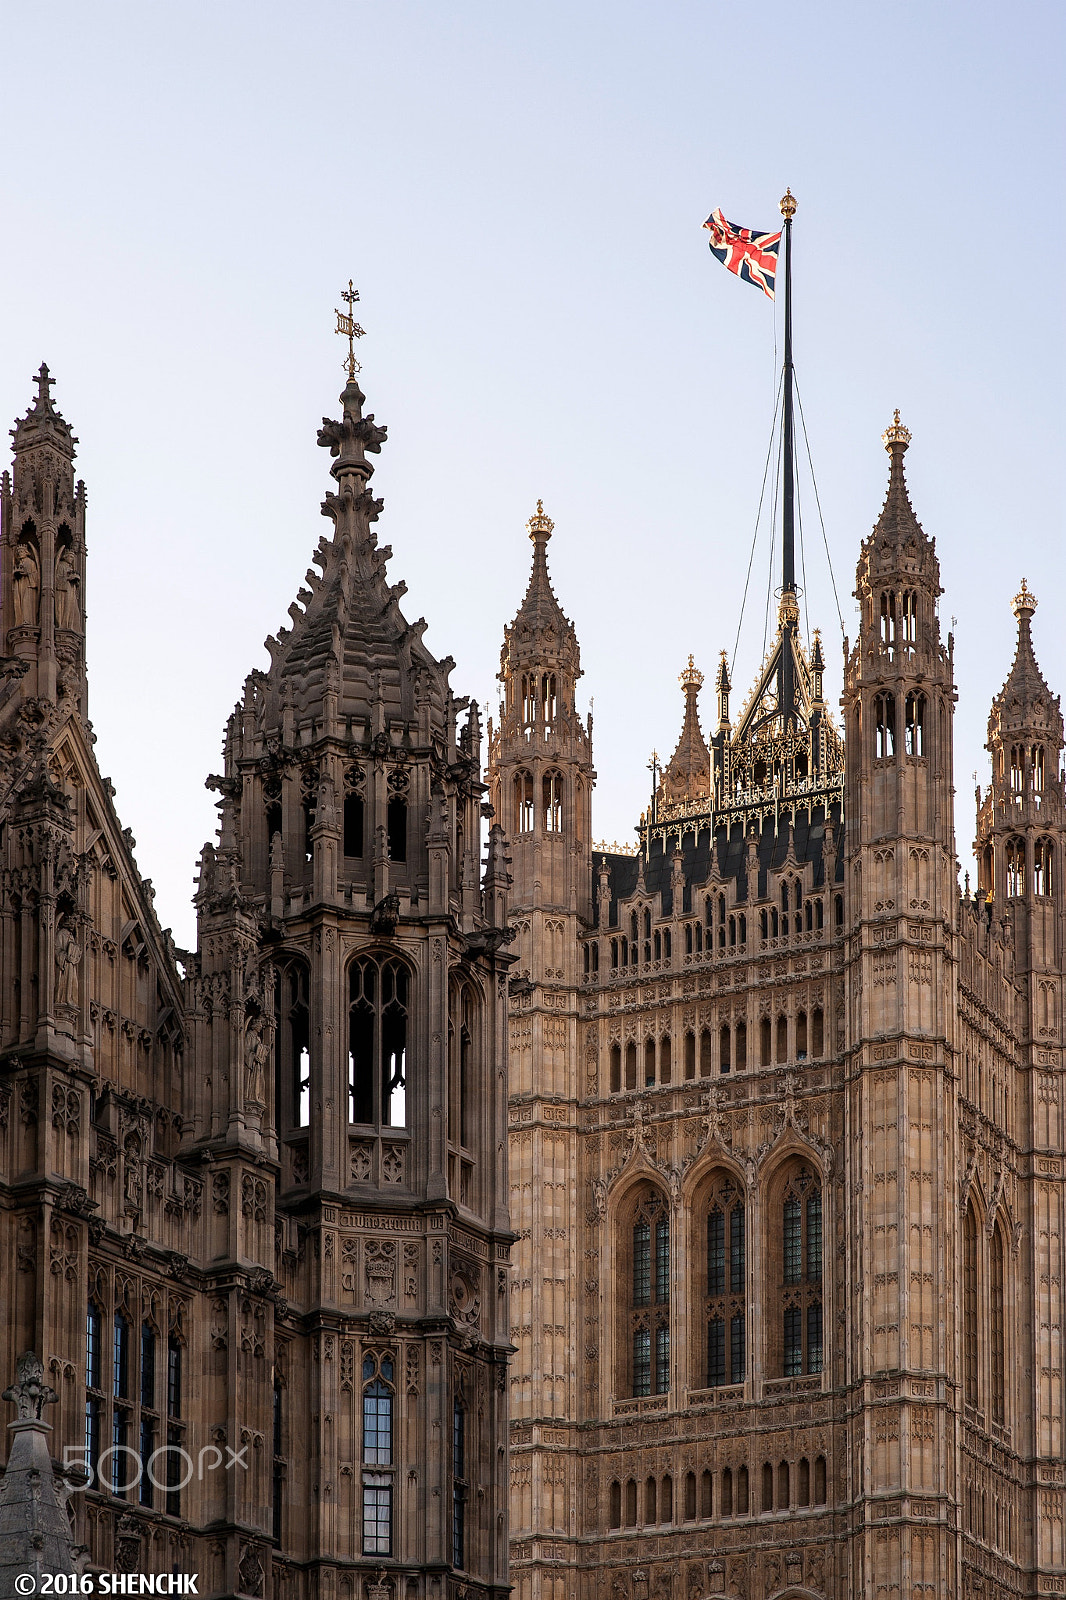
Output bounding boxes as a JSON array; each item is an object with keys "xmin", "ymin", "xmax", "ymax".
[{"xmin": 1, "ymin": 1, "xmax": 1062, "ymax": 948}]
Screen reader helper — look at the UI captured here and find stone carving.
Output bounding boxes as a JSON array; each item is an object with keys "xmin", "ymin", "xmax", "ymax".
[
  {"xmin": 3, "ymin": 1351, "xmax": 56, "ymax": 1418},
  {"xmin": 237, "ymin": 1543, "xmax": 264, "ymax": 1598},
  {"xmin": 54, "ymin": 919, "xmax": 80, "ymax": 1008},
  {"xmin": 365, "ymin": 1241, "xmax": 396, "ymax": 1306},
  {"xmin": 243, "ymin": 1014, "xmax": 271, "ymax": 1104},
  {"xmin": 12, "ymin": 539, "xmax": 39, "ymax": 626},
  {"xmin": 54, "ymin": 546, "xmax": 80, "ymax": 630}
]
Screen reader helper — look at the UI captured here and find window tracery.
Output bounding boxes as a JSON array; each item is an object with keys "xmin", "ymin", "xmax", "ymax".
[
  {"xmin": 628, "ymin": 1188, "xmax": 670, "ymax": 1397},
  {"xmin": 704, "ymin": 1175, "xmax": 745, "ymax": 1387},
  {"xmin": 349, "ymin": 956, "xmax": 408, "ymax": 1128},
  {"xmin": 776, "ymin": 1164, "xmax": 823, "ymax": 1377}
]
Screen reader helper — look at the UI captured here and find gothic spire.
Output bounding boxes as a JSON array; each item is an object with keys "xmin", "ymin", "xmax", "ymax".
[
  {"xmin": 858, "ymin": 413, "xmax": 941, "ymax": 595},
  {"xmin": 988, "ymin": 580, "xmax": 1064, "ymax": 756},
  {"xmin": 502, "ymin": 501, "xmax": 580, "ymax": 676},
  {"xmin": 252, "ymin": 373, "xmax": 454, "ymax": 738},
  {"xmin": 660, "ymin": 656, "xmax": 710, "ymax": 805}
]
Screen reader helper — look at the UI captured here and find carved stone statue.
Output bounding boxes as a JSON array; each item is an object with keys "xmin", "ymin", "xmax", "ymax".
[
  {"xmin": 3, "ymin": 1351, "xmax": 56, "ymax": 1419},
  {"xmin": 12, "ymin": 540, "xmax": 39, "ymax": 627},
  {"xmin": 244, "ymin": 1015, "xmax": 270, "ymax": 1104},
  {"xmin": 54, "ymin": 920, "xmax": 80, "ymax": 1008},
  {"xmin": 54, "ymin": 547, "xmax": 80, "ymax": 630}
]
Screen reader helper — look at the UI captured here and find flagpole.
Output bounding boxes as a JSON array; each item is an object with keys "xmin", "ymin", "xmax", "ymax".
[{"xmin": 780, "ymin": 187, "xmax": 797, "ymax": 597}]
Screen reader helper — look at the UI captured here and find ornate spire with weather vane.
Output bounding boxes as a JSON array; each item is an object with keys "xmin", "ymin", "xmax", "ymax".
[{"xmin": 335, "ymin": 280, "xmax": 366, "ymax": 378}]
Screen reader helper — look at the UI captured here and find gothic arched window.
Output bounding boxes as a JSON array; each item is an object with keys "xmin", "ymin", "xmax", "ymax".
[
  {"xmin": 705, "ymin": 1176, "xmax": 745, "ymax": 1387},
  {"xmin": 1032, "ymin": 744, "xmax": 1045, "ymax": 797},
  {"xmin": 904, "ymin": 692, "xmax": 926, "ymax": 756},
  {"xmin": 85, "ymin": 1303, "xmax": 103, "ymax": 1479},
  {"xmin": 874, "ymin": 693, "xmax": 896, "ymax": 760},
  {"xmin": 1034, "ymin": 838, "xmax": 1053, "ymax": 897},
  {"xmin": 900, "ymin": 589, "xmax": 918, "ymax": 649},
  {"xmin": 542, "ymin": 770, "xmax": 563, "ymax": 833},
  {"xmin": 452, "ymin": 1396, "xmax": 467, "ymax": 1567},
  {"xmin": 777, "ymin": 1164, "xmax": 823, "ymax": 1378},
  {"xmin": 1005, "ymin": 837, "xmax": 1025, "ymax": 898},
  {"xmin": 1009, "ymin": 746, "xmax": 1023, "ymax": 798},
  {"xmin": 349, "ymin": 957, "xmax": 409, "ymax": 1128},
  {"xmin": 963, "ymin": 1203, "xmax": 979, "ymax": 1407},
  {"xmin": 362, "ymin": 1353, "xmax": 394, "ymax": 1555},
  {"xmin": 514, "ymin": 771, "xmax": 534, "ymax": 835},
  {"xmin": 449, "ymin": 984, "xmax": 478, "ymax": 1151},
  {"xmin": 629, "ymin": 1189, "xmax": 669, "ymax": 1397},
  {"xmin": 879, "ymin": 591, "xmax": 896, "ymax": 655},
  {"xmin": 343, "ymin": 765, "xmax": 365, "ymax": 858},
  {"xmin": 274, "ymin": 956, "xmax": 311, "ymax": 1132},
  {"xmin": 990, "ymin": 1222, "xmax": 1006, "ymax": 1426}
]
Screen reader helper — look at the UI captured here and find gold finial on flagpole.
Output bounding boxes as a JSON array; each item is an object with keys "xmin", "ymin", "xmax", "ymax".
[
  {"xmin": 779, "ymin": 187, "xmax": 797, "ymax": 219},
  {"xmin": 335, "ymin": 280, "xmax": 365, "ymax": 378}
]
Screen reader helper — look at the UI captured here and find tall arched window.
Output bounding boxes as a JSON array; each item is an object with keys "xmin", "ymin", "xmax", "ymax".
[
  {"xmin": 349, "ymin": 957, "xmax": 409, "ymax": 1127},
  {"xmin": 900, "ymin": 589, "xmax": 918, "ymax": 648},
  {"xmin": 904, "ymin": 692, "xmax": 926, "ymax": 756},
  {"xmin": 629, "ymin": 1189, "xmax": 670, "ymax": 1397},
  {"xmin": 386, "ymin": 772, "xmax": 408, "ymax": 862},
  {"xmin": 514, "ymin": 771, "xmax": 535, "ymax": 834},
  {"xmin": 1005, "ymin": 837, "xmax": 1025, "ymax": 897},
  {"xmin": 990, "ymin": 1222, "xmax": 1005, "ymax": 1425},
  {"xmin": 874, "ymin": 693, "xmax": 896, "ymax": 759},
  {"xmin": 449, "ymin": 985, "xmax": 478, "ymax": 1149},
  {"xmin": 542, "ymin": 771, "xmax": 563, "ymax": 833},
  {"xmin": 362, "ymin": 1353, "xmax": 394, "ymax": 1555},
  {"xmin": 779, "ymin": 1165, "xmax": 823, "ymax": 1377},
  {"xmin": 963, "ymin": 1203, "xmax": 978, "ymax": 1407},
  {"xmin": 1034, "ymin": 838, "xmax": 1054, "ymax": 897},
  {"xmin": 880, "ymin": 591, "xmax": 896, "ymax": 655},
  {"xmin": 1009, "ymin": 746, "xmax": 1023, "ymax": 798},
  {"xmin": 705, "ymin": 1176, "xmax": 745, "ymax": 1387},
  {"xmin": 1032, "ymin": 744, "xmax": 1045, "ymax": 798},
  {"xmin": 452, "ymin": 1395, "xmax": 467, "ymax": 1568},
  {"xmin": 344, "ymin": 765, "xmax": 365, "ymax": 858},
  {"xmin": 85, "ymin": 1303, "xmax": 103, "ymax": 1480},
  {"xmin": 274, "ymin": 957, "xmax": 311, "ymax": 1132}
]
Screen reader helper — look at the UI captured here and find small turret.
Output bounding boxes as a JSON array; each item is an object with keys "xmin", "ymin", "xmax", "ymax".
[
  {"xmin": 1, "ymin": 365, "xmax": 87, "ymax": 716},
  {"xmin": 659, "ymin": 656, "xmax": 710, "ymax": 807}
]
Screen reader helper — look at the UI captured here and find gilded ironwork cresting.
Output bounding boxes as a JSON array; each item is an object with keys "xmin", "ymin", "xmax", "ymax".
[{"xmin": 335, "ymin": 280, "xmax": 366, "ymax": 378}]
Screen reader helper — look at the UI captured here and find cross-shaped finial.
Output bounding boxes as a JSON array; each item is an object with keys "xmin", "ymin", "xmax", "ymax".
[
  {"xmin": 35, "ymin": 364, "xmax": 53, "ymax": 404},
  {"xmin": 335, "ymin": 281, "xmax": 366, "ymax": 378}
]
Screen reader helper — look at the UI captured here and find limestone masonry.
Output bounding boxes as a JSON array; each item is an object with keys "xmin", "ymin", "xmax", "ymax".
[{"xmin": 0, "ymin": 366, "xmax": 1062, "ymax": 1600}]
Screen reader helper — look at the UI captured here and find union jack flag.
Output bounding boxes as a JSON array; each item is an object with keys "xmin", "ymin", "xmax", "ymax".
[{"xmin": 703, "ymin": 208, "xmax": 782, "ymax": 300}]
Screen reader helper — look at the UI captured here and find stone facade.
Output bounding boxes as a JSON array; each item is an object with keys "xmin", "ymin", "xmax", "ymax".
[
  {"xmin": 0, "ymin": 368, "xmax": 514, "ymax": 1600},
  {"xmin": 1, "ymin": 356, "xmax": 1063, "ymax": 1600},
  {"xmin": 492, "ymin": 423, "xmax": 1066, "ymax": 1598}
]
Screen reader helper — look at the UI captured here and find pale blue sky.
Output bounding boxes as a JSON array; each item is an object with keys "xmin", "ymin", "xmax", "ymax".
[{"xmin": 1, "ymin": 1, "xmax": 1062, "ymax": 945}]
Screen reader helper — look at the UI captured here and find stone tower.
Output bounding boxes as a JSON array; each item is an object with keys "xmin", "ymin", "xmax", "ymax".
[
  {"xmin": 487, "ymin": 503, "xmax": 594, "ymax": 1600},
  {"xmin": 974, "ymin": 580, "xmax": 1066, "ymax": 1588},
  {"xmin": 0, "ymin": 361, "xmax": 516, "ymax": 1599},
  {"xmin": 842, "ymin": 413, "xmax": 961, "ymax": 1592},
  {"xmin": 185, "ymin": 368, "xmax": 515, "ymax": 1599},
  {"xmin": 0, "ymin": 367, "xmax": 187, "ymax": 1579},
  {"xmin": 497, "ymin": 414, "xmax": 1066, "ymax": 1600}
]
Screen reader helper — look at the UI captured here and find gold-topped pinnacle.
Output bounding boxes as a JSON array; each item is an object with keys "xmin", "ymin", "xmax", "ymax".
[
  {"xmin": 882, "ymin": 408, "xmax": 912, "ymax": 452},
  {"xmin": 335, "ymin": 280, "xmax": 366, "ymax": 379},
  {"xmin": 679, "ymin": 654, "xmax": 704, "ymax": 692},
  {"xmin": 1012, "ymin": 577, "xmax": 1037, "ymax": 621},
  {"xmin": 527, "ymin": 499, "xmax": 554, "ymax": 541},
  {"xmin": 779, "ymin": 187, "xmax": 797, "ymax": 220}
]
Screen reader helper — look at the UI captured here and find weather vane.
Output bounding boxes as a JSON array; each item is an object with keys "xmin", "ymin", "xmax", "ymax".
[{"xmin": 335, "ymin": 280, "xmax": 366, "ymax": 378}]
